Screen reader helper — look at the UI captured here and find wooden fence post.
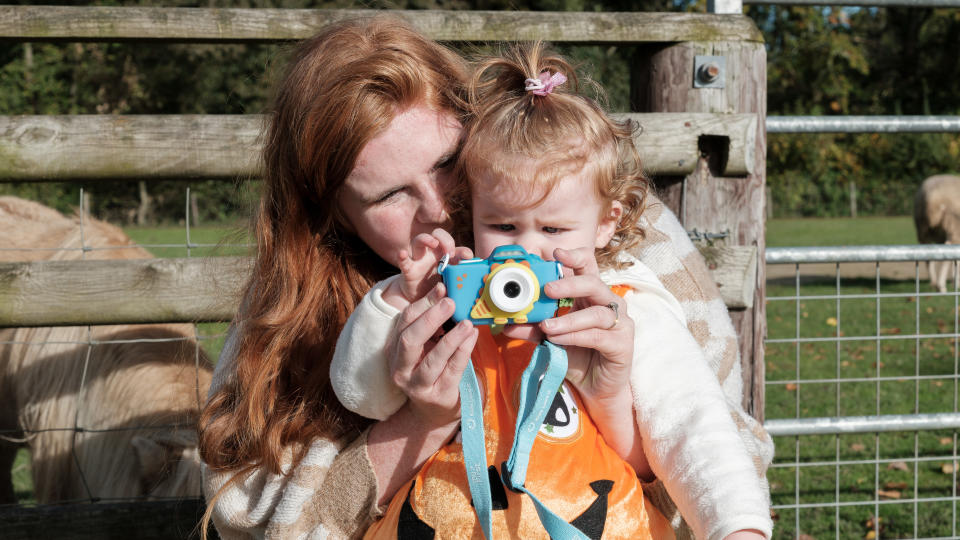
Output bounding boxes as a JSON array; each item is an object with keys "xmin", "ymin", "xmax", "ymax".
[{"xmin": 631, "ymin": 34, "xmax": 767, "ymax": 421}]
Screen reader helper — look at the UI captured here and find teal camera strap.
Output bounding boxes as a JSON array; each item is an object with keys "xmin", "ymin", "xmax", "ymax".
[{"xmin": 459, "ymin": 340, "xmax": 589, "ymax": 540}]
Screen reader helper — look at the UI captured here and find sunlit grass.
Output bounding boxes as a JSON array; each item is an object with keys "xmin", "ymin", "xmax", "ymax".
[{"xmin": 766, "ymin": 277, "xmax": 960, "ymax": 538}]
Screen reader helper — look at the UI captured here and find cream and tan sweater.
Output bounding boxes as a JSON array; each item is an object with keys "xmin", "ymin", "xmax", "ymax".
[{"xmin": 201, "ymin": 194, "xmax": 773, "ymax": 539}]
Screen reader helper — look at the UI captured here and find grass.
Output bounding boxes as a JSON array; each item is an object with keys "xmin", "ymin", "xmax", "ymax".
[
  {"xmin": 766, "ymin": 276, "xmax": 960, "ymax": 538},
  {"xmin": 767, "ymin": 215, "xmax": 916, "ymax": 247},
  {"xmin": 764, "ymin": 216, "xmax": 959, "ymax": 537},
  {"xmin": 123, "ymin": 222, "xmax": 251, "ymax": 258}
]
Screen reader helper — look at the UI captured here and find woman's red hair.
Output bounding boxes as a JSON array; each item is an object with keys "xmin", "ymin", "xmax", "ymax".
[{"xmin": 198, "ymin": 17, "xmax": 467, "ymax": 483}]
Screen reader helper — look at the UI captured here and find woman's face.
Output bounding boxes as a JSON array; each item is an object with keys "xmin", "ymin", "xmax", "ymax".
[{"xmin": 338, "ymin": 105, "xmax": 462, "ymax": 268}]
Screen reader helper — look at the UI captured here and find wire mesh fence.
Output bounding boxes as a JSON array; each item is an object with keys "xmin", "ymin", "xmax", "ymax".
[
  {"xmin": 0, "ymin": 187, "xmax": 247, "ymax": 509},
  {"xmin": 765, "ymin": 245, "xmax": 960, "ymax": 539}
]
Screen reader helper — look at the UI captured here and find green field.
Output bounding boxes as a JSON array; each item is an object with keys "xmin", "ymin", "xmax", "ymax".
[
  {"xmin": 765, "ymin": 214, "xmax": 960, "ymax": 538},
  {"xmin": 124, "ymin": 222, "xmax": 251, "ymax": 258},
  {"xmin": 767, "ymin": 215, "xmax": 916, "ymax": 247}
]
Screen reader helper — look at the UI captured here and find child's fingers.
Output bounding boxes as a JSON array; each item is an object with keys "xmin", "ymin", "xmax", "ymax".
[
  {"xmin": 431, "ymin": 228, "xmax": 456, "ymax": 255},
  {"xmin": 453, "ymin": 246, "xmax": 474, "ymax": 262},
  {"xmin": 397, "ymin": 249, "xmax": 412, "ymax": 273},
  {"xmin": 412, "ymin": 233, "xmax": 440, "ymax": 260}
]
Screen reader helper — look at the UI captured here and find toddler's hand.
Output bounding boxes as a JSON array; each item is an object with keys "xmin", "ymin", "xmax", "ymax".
[{"xmin": 387, "ymin": 229, "xmax": 472, "ymax": 309}]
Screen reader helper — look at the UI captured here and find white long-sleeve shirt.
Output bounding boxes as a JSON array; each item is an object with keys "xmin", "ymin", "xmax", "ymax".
[{"xmin": 331, "ymin": 254, "xmax": 772, "ymax": 540}]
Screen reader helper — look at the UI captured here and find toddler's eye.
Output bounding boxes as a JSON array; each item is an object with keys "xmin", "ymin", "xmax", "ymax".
[
  {"xmin": 542, "ymin": 226, "xmax": 563, "ymax": 234},
  {"xmin": 494, "ymin": 224, "xmax": 515, "ymax": 232}
]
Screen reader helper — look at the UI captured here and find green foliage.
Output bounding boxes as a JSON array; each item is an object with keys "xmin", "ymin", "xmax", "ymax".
[{"xmin": 753, "ymin": 5, "xmax": 960, "ymax": 217}]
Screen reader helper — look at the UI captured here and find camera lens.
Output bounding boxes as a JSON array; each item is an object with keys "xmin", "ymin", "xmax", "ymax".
[{"xmin": 488, "ymin": 266, "xmax": 539, "ymax": 314}]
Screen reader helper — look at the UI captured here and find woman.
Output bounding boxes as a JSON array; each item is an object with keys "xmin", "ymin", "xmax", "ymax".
[{"xmin": 198, "ymin": 16, "xmax": 772, "ymax": 539}]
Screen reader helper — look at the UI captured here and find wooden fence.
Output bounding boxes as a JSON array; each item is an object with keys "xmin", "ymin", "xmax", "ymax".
[{"xmin": 0, "ymin": 6, "xmax": 766, "ymax": 538}]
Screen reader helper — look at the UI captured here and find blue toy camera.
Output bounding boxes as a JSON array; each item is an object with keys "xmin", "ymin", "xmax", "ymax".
[{"xmin": 437, "ymin": 245, "xmax": 563, "ymax": 325}]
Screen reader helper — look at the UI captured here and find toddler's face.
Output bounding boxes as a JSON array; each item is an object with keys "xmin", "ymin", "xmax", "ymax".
[{"xmin": 471, "ymin": 167, "xmax": 621, "ymax": 262}]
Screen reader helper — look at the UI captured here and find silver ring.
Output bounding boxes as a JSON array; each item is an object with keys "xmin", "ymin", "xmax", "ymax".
[{"xmin": 605, "ymin": 302, "xmax": 619, "ymax": 329}]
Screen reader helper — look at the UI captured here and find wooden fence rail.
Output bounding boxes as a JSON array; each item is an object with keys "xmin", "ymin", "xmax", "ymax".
[
  {"xmin": 0, "ymin": 245, "xmax": 755, "ymax": 327},
  {"xmin": 0, "ymin": 6, "xmax": 762, "ymax": 44},
  {"xmin": 0, "ymin": 257, "xmax": 250, "ymax": 326},
  {"xmin": 0, "ymin": 113, "xmax": 756, "ymax": 181}
]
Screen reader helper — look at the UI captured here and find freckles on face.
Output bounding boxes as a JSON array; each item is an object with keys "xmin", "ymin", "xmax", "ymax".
[{"xmin": 336, "ymin": 106, "xmax": 461, "ymax": 268}]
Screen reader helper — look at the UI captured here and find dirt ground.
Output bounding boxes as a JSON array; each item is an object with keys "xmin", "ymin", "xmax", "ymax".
[{"xmin": 766, "ymin": 261, "xmax": 933, "ymax": 282}]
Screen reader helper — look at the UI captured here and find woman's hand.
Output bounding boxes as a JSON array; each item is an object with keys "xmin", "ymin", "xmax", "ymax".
[
  {"xmin": 536, "ymin": 247, "xmax": 650, "ymax": 477},
  {"xmin": 390, "ymin": 281, "xmax": 478, "ymax": 428},
  {"xmin": 539, "ymin": 247, "xmax": 634, "ymax": 402},
  {"xmin": 368, "ymin": 279, "xmax": 479, "ymax": 506}
]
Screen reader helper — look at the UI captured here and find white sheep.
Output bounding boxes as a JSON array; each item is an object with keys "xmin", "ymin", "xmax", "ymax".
[
  {"xmin": 914, "ymin": 175, "xmax": 960, "ymax": 293},
  {"xmin": 0, "ymin": 196, "xmax": 213, "ymax": 504}
]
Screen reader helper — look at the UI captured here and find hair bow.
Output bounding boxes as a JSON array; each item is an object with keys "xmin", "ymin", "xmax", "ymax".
[{"xmin": 524, "ymin": 70, "xmax": 567, "ymax": 96}]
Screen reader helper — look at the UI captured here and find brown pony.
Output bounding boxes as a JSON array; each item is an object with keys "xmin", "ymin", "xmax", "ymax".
[{"xmin": 0, "ymin": 196, "xmax": 212, "ymax": 503}]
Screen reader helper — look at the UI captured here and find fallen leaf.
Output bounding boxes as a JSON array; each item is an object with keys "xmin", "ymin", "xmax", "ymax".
[
  {"xmin": 826, "ymin": 317, "xmax": 838, "ymax": 326},
  {"xmin": 802, "ymin": 311, "xmax": 809, "ymax": 318},
  {"xmin": 865, "ymin": 516, "xmax": 883, "ymax": 528},
  {"xmin": 935, "ymin": 380, "xmax": 944, "ymax": 387},
  {"xmin": 927, "ymin": 306, "xmax": 935, "ymax": 314},
  {"xmin": 942, "ymin": 462, "xmax": 956, "ymax": 474},
  {"xmin": 941, "ymin": 437, "xmax": 953, "ymax": 445},
  {"xmin": 871, "ymin": 361, "xmax": 886, "ymax": 369},
  {"xmin": 888, "ymin": 461, "xmax": 909, "ymax": 471},
  {"xmin": 770, "ymin": 509, "xmax": 779, "ymax": 521},
  {"xmin": 877, "ymin": 489, "xmax": 901, "ymax": 499},
  {"xmin": 786, "ymin": 382, "xmax": 798, "ymax": 391},
  {"xmin": 864, "ymin": 532, "xmax": 876, "ymax": 540},
  {"xmin": 851, "ymin": 443, "xmax": 866, "ymax": 452},
  {"xmin": 842, "ymin": 360, "xmax": 851, "ymax": 367},
  {"xmin": 885, "ymin": 481, "xmax": 908, "ymax": 490}
]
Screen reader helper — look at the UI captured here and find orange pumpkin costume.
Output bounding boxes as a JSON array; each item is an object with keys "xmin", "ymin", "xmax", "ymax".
[{"xmin": 365, "ymin": 314, "xmax": 674, "ymax": 539}]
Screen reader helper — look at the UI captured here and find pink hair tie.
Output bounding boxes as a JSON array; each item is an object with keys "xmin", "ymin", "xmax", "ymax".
[{"xmin": 524, "ymin": 70, "xmax": 567, "ymax": 96}]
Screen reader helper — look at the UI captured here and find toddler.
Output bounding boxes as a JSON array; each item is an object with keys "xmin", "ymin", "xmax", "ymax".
[{"xmin": 333, "ymin": 44, "xmax": 772, "ymax": 540}]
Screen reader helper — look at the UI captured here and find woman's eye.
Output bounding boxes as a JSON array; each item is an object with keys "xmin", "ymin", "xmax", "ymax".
[
  {"xmin": 374, "ymin": 188, "xmax": 404, "ymax": 204},
  {"xmin": 435, "ymin": 154, "xmax": 456, "ymax": 170},
  {"xmin": 494, "ymin": 224, "xmax": 515, "ymax": 232}
]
